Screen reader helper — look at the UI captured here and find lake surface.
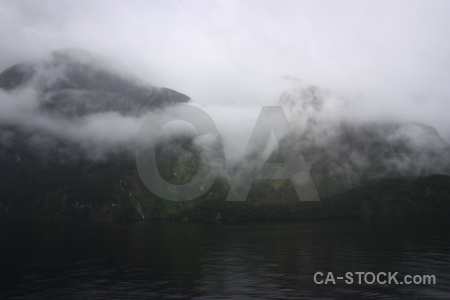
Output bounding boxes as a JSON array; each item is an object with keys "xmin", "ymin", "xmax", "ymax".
[{"xmin": 1, "ymin": 219, "xmax": 449, "ymax": 299}]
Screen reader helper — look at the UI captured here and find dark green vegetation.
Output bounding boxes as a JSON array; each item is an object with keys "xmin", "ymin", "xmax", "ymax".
[
  {"xmin": 1, "ymin": 136, "xmax": 449, "ymax": 223},
  {"xmin": 166, "ymin": 175, "xmax": 450, "ymax": 222},
  {"xmin": 1, "ymin": 119, "xmax": 449, "ymax": 223},
  {"xmin": 1, "ymin": 50, "xmax": 449, "ymax": 223}
]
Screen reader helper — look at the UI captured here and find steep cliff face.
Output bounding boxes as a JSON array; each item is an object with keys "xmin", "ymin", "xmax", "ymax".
[
  {"xmin": 1, "ymin": 52, "xmax": 449, "ymax": 221},
  {"xmin": 0, "ymin": 49, "xmax": 194, "ymax": 221}
]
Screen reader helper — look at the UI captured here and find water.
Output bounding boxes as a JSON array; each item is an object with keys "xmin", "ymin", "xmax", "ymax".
[{"xmin": 1, "ymin": 219, "xmax": 449, "ymax": 299}]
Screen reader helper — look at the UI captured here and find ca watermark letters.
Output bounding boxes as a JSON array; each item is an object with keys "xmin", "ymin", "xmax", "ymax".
[{"xmin": 136, "ymin": 104, "xmax": 319, "ymax": 202}]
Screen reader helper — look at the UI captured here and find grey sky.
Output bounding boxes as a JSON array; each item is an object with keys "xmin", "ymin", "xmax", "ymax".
[{"xmin": 1, "ymin": 0, "xmax": 450, "ymax": 142}]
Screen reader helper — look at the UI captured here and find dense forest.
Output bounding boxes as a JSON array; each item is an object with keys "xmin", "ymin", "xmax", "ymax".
[
  {"xmin": 1, "ymin": 136, "xmax": 449, "ymax": 223},
  {"xmin": 1, "ymin": 50, "xmax": 450, "ymax": 223}
]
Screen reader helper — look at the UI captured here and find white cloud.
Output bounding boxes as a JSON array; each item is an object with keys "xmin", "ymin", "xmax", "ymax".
[{"xmin": 1, "ymin": 0, "xmax": 449, "ymax": 144}]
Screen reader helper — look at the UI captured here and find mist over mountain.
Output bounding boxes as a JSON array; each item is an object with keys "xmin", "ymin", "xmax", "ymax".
[
  {"xmin": 0, "ymin": 49, "xmax": 190, "ymax": 162},
  {"xmin": 0, "ymin": 50, "xmax": 198, "ymax": 221},
  {"xmin": 1, "ymin": 49, "xmax": 449, "ymax": 221},
  {"xmin": 0, "ymin": 49, "xmax": 190, "ymax": 115},
  {"xmin": 2, "ymin": 4, "xmax": 450, "ymax": 300},
  {"xmin": 275, "ymin": 80, "xmax": 450, "ymax": 195}
]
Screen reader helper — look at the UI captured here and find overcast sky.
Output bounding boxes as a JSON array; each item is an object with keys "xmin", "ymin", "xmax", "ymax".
[{"xmin": 1, "ymin": 0, "xmax": 449, "ymax": 141}]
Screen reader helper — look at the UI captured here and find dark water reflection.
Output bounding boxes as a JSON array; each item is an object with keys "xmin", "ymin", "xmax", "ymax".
[{"xmin": 1, "ymin": 219, "xmax": 449, "ymax": 299}]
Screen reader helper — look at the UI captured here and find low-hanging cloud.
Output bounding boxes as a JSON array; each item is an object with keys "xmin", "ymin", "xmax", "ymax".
[
  {"xmin": 1, "ymin": 0, "xmax": 450, "ymax": 178},
  {"xmin": 1, "ymin": 0, "xmax": 449, "ymax": 139}
]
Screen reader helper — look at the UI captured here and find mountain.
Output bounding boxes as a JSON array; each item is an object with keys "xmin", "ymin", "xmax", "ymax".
[
  {"xmin": 0, "ymin": 49, "xmax": 193, "ymax": 162},
  {"xmin": 0, "ymin": 49, "xmax": 190, "ymax": 118},
  {"xmin": 0, "ymin": 49, "xmax": 200, "ymax": 221},
  {"xmin": 277, "ymin": 80, "xmax": 450, "ymax": 196},
  {"xmin": 0, "ymin": 52, "xmax": 449, "ymax": 222}
]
